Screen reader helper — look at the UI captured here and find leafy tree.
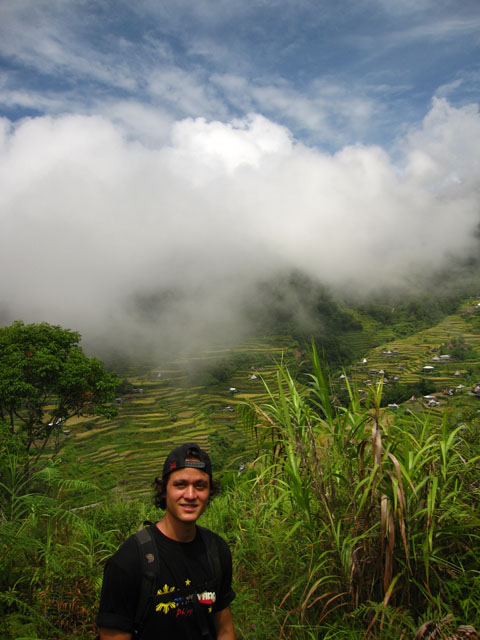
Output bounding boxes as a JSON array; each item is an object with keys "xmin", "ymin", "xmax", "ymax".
[
  {"xmin": 0, "ymin": 321, "xmax": 119, "ymax": 477},
  {"xmin": 440, "ymin": 334, "xmax": 475, "ymax": 361}
]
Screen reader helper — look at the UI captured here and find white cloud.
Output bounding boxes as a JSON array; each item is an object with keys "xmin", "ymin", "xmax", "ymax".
[
  {"xmin": 435, "ymin": 70, "xmax": 480, "ymax": 102},
  {"xmin": 0, "ymin": 2, "xmax": 135, "ymax": 90},
  {"xmin": 169, "ymin": 114, "xmax": 292, "ymax": 176},
  {"xmin": 211, "ymin": 74, "xmax": 381, "ymax": 147},
  {"xmin": 1, "ymin": 0, "xmax": 478, "ymax": 160},
  {"xmin": 148, "ymin": 68, "xmax": 225, "ymax": 120},
  {"xmin": 402, "ymin": 98, "xmax": 480, "ymax": 190},
  {"xmin": 0, "ymin": 99, "xmax": 479, "ymax": 355},
  {"xmin": 390, "ymin": 16, "xmax": 480, "ymax": 45},
  {"xmin": 98, "ymin": 101, "xmax": 174, "ymax": 147}
]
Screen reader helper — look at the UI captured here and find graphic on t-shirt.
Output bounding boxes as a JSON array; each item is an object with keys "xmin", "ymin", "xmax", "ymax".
[
  {"xmin": 198, "ymin": 591, "xmax": 216, "ymax": 605},
  {"xmin": 155, "ymin": 582, "xmax": 216, "ymax": 615},
  {"xmin": 155, "ymin": 584, "xmax": 176, "ymax": 614}
]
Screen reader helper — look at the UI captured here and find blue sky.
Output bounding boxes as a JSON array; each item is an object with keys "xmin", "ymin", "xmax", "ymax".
[
  {"xmin": 1, "ymin": 1, "xmax": 480, "ymax": 354},
  {"xmin": 1, "ymin": 0, "xmax": 479, "ymax": 149}
]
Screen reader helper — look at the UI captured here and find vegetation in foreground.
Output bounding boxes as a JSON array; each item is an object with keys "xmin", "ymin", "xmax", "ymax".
[
  {"xmin": 0, "ymin": 321, "xmax": 119, "ymax": 481},
  {"xmin": 1, "ymin": 345, "xmax": 479, "ymax": 639},
  {"xmin": 232, "ymin": 348, "xmax": 480, "ymax": 638}
]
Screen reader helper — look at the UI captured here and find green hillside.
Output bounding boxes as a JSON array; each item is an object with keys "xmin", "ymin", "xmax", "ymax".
[
  {"xmin": 332, "ymin": 297, "xmax": 480, "ymax": 417},
  {"xmin": 58, "ymin": 296, "xmax": 480, "ymax": 502},
  {"xmin": 61, "ymin": 335, "xmax": 302, "ymax": 496}
]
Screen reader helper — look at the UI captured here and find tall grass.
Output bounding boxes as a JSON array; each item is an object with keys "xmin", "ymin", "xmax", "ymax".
[{"xmin": 234, "ymin": 345, "xmax": 480, "ymax": 638}]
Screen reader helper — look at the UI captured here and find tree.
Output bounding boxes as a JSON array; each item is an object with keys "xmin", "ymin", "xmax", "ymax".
[{"xmin": 0, "ymin": 321, "xmax": 119, "ymax": 476}]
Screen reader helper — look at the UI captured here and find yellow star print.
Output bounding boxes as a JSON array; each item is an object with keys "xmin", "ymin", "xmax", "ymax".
[{"xmin": 185, "ymin": 578, "xmax": 191, "ymax": 586}]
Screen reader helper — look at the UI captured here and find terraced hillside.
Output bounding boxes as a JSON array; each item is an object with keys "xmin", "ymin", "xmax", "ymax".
[
  {"xmin": 61, "ymin": 336, "xmax": 301, "ymax": 498},
  {"xmin": 336, "ymin": 297, "xmax": 480, "ymax": 416},
  {"xmin": 59, "ymin": 298, "xmax": 480, "ymax": 500}
]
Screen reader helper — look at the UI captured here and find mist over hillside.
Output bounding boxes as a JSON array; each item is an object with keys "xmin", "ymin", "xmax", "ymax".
[
  {"xmin": 85, "ymin": 259, "xmax": 480, "ymax": 369},
  {"xmin": 2, "ymin": 99, "xmax": 480, "ymax": 362}
]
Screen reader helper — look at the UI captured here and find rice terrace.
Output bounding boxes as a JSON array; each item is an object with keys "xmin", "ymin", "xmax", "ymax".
[{"xmin": 67, "ymin": 336, "xmax": 300, "ymax": 497}]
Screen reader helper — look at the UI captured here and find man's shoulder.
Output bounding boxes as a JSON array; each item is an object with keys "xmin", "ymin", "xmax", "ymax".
[
  {"xmin": 196, "ymin": 525, "xmax": 232, "ymax": 573},
  {"xmin": 196, "ymin": 526, "xmax": 235, "ymax": 609},
  {"xmin": 196, "ymin": 525, "xmax": 229, "ymax": 549},
  {"xmin": 106, "ymin": 529, "xmax": 146, "ymax": 573}
]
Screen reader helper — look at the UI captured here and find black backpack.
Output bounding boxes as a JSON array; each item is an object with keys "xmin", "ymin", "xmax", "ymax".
[{"xmin": 132, "ymin": 522, "xmax": 223, "ymax": 639}]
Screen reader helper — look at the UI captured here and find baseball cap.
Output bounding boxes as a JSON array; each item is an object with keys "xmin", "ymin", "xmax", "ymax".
[{"xmin": 162, "ymin": 443, "xmax": 212, "ymax": 481}]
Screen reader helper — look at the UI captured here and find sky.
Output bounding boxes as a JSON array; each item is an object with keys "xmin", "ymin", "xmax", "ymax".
[{"xmin": 1, "ymin": 0, "xmax": 480, "ymax": 358}]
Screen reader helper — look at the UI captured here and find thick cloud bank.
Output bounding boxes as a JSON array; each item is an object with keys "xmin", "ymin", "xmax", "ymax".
[{"xmin": 1, "ymin": 98, "xmax": 479, "ymax": 357}]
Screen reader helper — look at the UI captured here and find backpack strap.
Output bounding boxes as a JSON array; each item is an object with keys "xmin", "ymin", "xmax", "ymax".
[
  {"xmin": 189, "ymin": 526, "xmax": 223, "ymax": 640},
  {"xmin": 197, "ymin": 526, "xmax": 223, "ymax": 591},
  {"xmin": 132, "ymin": 524, "xmax": 159, "ymax": 636}
]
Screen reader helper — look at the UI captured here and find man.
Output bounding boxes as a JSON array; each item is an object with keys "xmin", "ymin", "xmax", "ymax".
[{"xmin": 96, "ymin": 443, "xmax": 236, "ymax": 639}]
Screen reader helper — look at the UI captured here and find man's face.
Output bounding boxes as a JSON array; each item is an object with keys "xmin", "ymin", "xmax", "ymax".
[{"xmin": 165, "ymin": 466, "xmax": 210, "ymax": 524}]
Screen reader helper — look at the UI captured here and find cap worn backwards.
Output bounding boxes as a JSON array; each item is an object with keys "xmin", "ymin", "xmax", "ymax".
[{"xmin": 162, "ymin": 442, "xmax": 212, "ymax": 481}]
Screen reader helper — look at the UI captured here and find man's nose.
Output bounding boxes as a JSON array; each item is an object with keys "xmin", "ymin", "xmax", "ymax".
[{"xmin": 184, "ymin": 484, "xmax": 196, "ymax": 499}]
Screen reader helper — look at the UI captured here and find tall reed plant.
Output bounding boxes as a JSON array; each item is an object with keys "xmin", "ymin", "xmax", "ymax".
[{"xmin": 239, "ymin": 345, "xmax": 480, "ymax": 637}]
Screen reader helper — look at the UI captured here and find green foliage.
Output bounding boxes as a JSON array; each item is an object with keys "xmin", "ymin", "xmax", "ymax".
[
  {"xmin": 0, "ymin": 322, "xmax": 121, "ymax": 638},
  {"xmin": 0, "ymin": 321, "xmax": 119, "ymax": 477},
  {"xmin": 244, "ymin": 271, "xmax": 361, "ymax": 365},
  {"xmin": 359, "ymin": 295, "xmax": 462, "ymax": 338},
  {"xmin": 235, "ymin": 346, "xmax": 480, "ymax": 637},
  {"xmin": 184, "ymin": 352, "xmax": 262, "ymax": 387},
  {"xmin": 1, "ymin": 340, "xmax": 479, "ymax": 639},
  {"xmin": 0, "ymin": 445, "xmax": 111, "ymax": 639},
  {"xmin": 115, "ymin": 378, "xmax": 134, "ymax": 395},
  {"xmin": 440, "ymin": 335, "xmax": 476, "ymax": 361}
]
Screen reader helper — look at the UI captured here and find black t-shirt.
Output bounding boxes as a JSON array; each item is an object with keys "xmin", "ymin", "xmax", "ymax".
[{"xmin": 96, "ymin": 524, "xmax": 235, "ymax": 639}]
